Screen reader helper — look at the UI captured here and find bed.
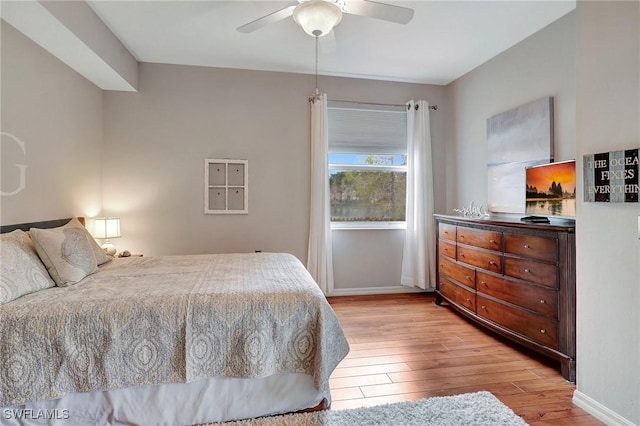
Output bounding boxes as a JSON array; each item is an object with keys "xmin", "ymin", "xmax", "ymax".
[{"xmin": 0, "ymin": 218, "xmax": 349, "ymax": 425}]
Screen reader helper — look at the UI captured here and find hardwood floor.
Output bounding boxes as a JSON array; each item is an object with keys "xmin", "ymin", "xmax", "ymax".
[{"xmin": 327, "ymin": 293, "xmax": 603, "ymax": 425}]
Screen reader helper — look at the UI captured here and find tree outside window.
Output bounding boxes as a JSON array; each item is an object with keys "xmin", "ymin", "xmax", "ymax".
[{"xmin": 329, "ymin": 154, "xmax": 406, "ymax": 222}]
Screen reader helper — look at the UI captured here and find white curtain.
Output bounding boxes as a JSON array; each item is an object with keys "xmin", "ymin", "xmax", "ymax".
[
  {"xmin": 307, "ymin": 93, "xmax": 334, "ymax": 294},
  {"xmin": 401, "ymin": 100, "xmax": 436, "ymax": 290}
]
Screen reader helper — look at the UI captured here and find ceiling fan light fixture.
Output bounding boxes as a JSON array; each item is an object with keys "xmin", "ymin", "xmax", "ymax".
[{"xmin": 293, "ymin": 0, "xmax": 343, "ymax": 37}]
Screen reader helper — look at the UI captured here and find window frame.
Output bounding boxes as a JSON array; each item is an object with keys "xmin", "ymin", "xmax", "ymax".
[{"xmin": 327, "ymin": 101, "xmax": 408, "ymax": 230}]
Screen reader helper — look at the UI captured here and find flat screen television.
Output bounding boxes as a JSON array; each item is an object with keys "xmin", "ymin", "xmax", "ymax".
[{"xmin": 525, "ymin": 159, "xmax": 576, "ymax": 219}]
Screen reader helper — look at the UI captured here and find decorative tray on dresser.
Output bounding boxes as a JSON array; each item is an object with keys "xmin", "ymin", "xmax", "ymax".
[{"xmin": 434, "ymin": 214, "xmax": 576, "ymax": 382}]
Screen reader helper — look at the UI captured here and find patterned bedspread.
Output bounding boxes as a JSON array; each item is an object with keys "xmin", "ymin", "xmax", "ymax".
[{"xmin": 0, "ymin": 253, "xmax": 349, "ymax": 407}]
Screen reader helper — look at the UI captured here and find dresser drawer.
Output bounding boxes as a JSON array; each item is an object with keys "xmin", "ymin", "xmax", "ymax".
[
  {"xmin": 439, "ymin": 223, "xmax": 456, "ymax": 242},
  {"xmin": 476, "ymin": 271, "xmax": 558, "ymax": 318},
  {"xmin": 457, "ymin": 246, "xmax": 501, "ymax": 274},
  {"xmin": 477, "ymin": 295, "xmax": 558, "ymax": 349},
  {"xmin": 439, "ymin": 277, "xmax": 476, "ymax": 312},
  {"xmin": 439, "ymin": 240, "xmax": 456, "ymax": 259},
  {"xmin": 504, "ymin": 234, "xmax": 557, "ymax": 262},
  {"xmin": 456, "ymin": 227, "xmax": 501, "ymax": 251},
  {"xmin": 504, "ymin": 258, "xmax": 557, "ymax": 288},
  {"xmin": 439, "ymin": 255, "xmax": 475, "ymax": 289}
]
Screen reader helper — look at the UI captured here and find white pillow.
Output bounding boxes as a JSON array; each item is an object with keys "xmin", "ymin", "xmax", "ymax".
[
  {"xmin": 30, "ymin": 225, "xmax": 98, "ymax": 287},
  {"xmin": 0, "ymin": 229, "xmax": 56, "ymax": 304},
  {"xmin": 63, "ymin": 218, "xmax": 112, "ymax": 266}
]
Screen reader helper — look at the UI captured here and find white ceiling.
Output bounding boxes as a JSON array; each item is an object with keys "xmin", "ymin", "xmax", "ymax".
[
  {"xmin": 88, "ymin": 1, "xmax": 574, "ymax": 86},
  {"xmin": 86, "ymin": 0, "xmax": 575, "ymax": 85},
  {"xmin": 0, "ymin": 0, "xmax": 575, "ymax": 90}
]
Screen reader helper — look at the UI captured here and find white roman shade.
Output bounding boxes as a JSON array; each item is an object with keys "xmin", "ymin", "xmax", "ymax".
[{"xmin": 328, "ymin": 101, "xmax": 407, "ymax": 154}]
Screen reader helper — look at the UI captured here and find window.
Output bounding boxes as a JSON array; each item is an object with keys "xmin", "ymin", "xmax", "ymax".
[{"xmin": 328, "ymin": 102, "xmax": 407, "ymax": 226}]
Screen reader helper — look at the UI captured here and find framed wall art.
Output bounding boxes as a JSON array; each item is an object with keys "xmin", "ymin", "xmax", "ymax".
[
  {"xmin": 487, "ymin": 97, "xmax": 554, "ymax": 213},
  {"xmin": 204, "ymin": 159, "xmax": 248, "ymax": 214}
]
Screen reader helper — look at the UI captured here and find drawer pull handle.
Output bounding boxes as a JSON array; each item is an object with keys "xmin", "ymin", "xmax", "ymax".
[
  {"xmin": 460, "ymin": 253, "xmax": 465, "ymax": 257},
  {"xmin": 466, "ymin": 275, "xmax": 472, "ymax": 281},
  {"xmin": 524, "ymin": 244, "xmax": 530, "ymax": 249},
  {"xmin": 481, "ymin": 305, "xmax": 487, "ymax": 310},
  {"xmin": 481, "ymin": 281, "xmax": 487, "ymax": 286},
  {"xmin": 489, "ymin": 261, "xmax": 496, "ymax": 265},
  {"xmin": 540, "ymin": 329, "xmax": 547, "ymax": 334},
  {"xmin": 489, "ymin": 239, "xmax": 495, "ymax": 244},
  {"xmin": 524, "ymin": 268, "xmax": 531, "ymax": 273},
  {"xmin": 540, "ymin": 299, "xmax": 546, "ymax": 304},
  {"xmin": 466, "ymin": 298, "xmax": 471, "ymax": 302}
]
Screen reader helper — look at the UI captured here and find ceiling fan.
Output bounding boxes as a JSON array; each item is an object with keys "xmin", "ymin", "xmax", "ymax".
[{"xmin": 237, "ymin": 0, "xmax": 414, "ymax": 38}]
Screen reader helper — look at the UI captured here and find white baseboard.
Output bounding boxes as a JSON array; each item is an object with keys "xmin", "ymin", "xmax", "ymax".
[
  {"xmin": 572, "ymin": 390, "xmax": 636, "ymax": 426},
  {"xmin": 327, "ymin": 286, "xmax": 433, "ymax": 297}
]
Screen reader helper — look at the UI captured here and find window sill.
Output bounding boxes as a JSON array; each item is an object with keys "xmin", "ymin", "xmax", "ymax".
[{"xmin": 331, "ymin": 222, "xmax": 406, "ymax": 231}]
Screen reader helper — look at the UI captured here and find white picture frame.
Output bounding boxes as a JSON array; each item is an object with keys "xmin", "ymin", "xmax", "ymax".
[{"xmin": 204, "ymin": 159, "xmax": 248, "ymax": 214}]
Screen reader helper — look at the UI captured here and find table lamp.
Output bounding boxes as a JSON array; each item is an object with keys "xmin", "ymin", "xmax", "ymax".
[{"xmin": 91, "ymin": 217, "xmax": 121, "ymax": 256}]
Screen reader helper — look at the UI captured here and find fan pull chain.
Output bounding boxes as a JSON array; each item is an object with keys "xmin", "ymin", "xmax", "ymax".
[{"xmin": 309, "ymin": 36, "xmax": 321, "ymax": 102}]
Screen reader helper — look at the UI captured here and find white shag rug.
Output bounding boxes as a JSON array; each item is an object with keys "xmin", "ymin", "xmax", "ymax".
[{"xmin": 216, "ymin": 391, "xmax": 528, "ymax": 426}]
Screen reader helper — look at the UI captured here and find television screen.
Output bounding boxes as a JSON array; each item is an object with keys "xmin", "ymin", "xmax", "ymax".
[{"xmin": 525, "ymin": 160, "xmax": 576, "ymax": 218}]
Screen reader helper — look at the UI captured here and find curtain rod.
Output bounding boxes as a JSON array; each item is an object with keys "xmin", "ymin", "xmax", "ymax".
[{"xmin": 328, "ymin": 99, "xmax": 438, "ymax": 111}]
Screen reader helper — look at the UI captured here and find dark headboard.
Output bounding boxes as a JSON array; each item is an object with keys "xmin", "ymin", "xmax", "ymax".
[{"xmin": 0, "ymin": 217, "xmax": 84, "ymax": 234}]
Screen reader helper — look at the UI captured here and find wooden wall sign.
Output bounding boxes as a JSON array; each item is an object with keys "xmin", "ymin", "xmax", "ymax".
[{"xmin": 583, "ymin": 148, "xmax": 639, "ymax": 202}]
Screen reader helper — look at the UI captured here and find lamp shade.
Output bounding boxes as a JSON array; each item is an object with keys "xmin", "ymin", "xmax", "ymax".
[
  {"xmin": 90, "ymin": 217, "xmax": 121, "ymax": 239},
  {"xmin": 293, "ymin": 0, "xmax": 342, "ymax": 37}
]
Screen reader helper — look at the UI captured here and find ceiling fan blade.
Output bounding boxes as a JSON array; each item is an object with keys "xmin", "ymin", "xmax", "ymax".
[
  {"xmin": 236, "ymin": 5, "xmax": 296, "ymax": 34},
  {"xmin": 345, "ymin": 0, "xmax": 414, "ymax": 24}
]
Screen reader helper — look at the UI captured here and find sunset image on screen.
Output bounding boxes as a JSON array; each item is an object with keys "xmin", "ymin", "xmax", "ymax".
[
  {"xmin": 526, "ymin": 161, "xmax": 576, "ymax": 195},
  {"xmin": 525, "ymin": 160, "xmax": 576, "ymax": 217}
]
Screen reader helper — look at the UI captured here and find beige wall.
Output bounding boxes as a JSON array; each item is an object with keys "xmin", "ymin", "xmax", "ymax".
[
  {"xmin": 447, "ymin": 6, "xmax": 640, "ymax": 423},
  {"xmin": 102, "ymin": 64, "xmax": 314, "ymax": 259},
  {"xmin": 102, "ymin": 63, "xmax": 447, "ymax": 292},
  {"xmin": 0, "ymin": 22, "xmax": 103, "ymax": 225},
  {"xmin": 574, "ymin": 2, "xmax": 639, "ymax": 424},
  {"xmin": 332, "ymin": 229, "xmax": 406, "ymax": 293},
  {"xmin": 447, "ymin": 11, "xmax": 576, "ymax": 212}
]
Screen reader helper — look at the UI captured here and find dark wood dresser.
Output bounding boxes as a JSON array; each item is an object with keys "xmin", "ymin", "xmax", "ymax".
[{"xmin": 434, "ymin": 214, "xmax": 576, "ymax": 382}]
